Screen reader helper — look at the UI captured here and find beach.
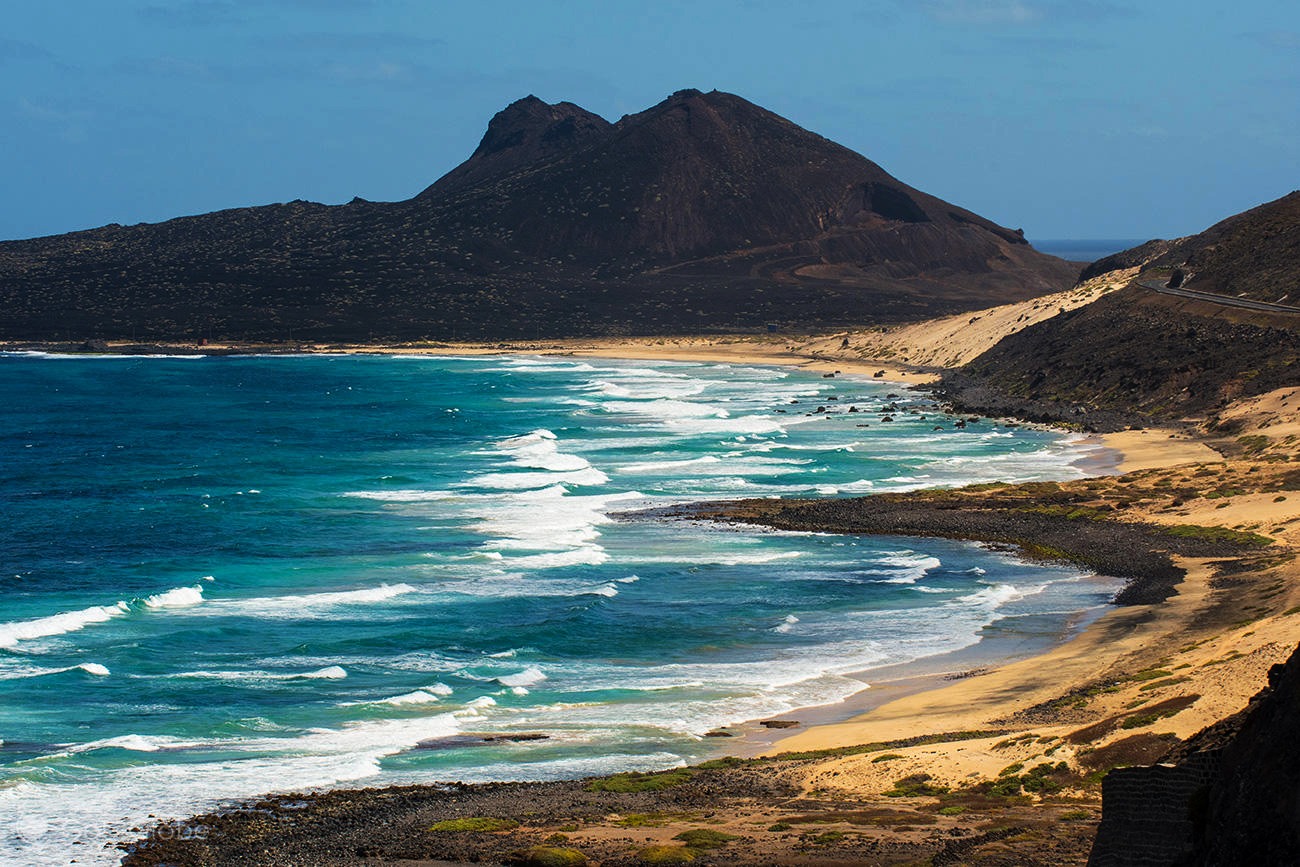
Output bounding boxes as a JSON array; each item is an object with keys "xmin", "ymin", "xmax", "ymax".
[
  {"xmin": 88, "ymin": 315, "xmax": 1300, "ymax": 866},
  {"xmin": 5, "ymin": 285, "xmax": 1295, "ymax": 865},
  {"xmin": 120, "ymin": 442, "xmax": 1300, "ymax": 866}
]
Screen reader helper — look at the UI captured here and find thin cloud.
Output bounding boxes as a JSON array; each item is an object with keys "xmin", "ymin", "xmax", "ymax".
[{"xmin": 918, "ymin": 0, "xmax": 1130, "ymax": 25}]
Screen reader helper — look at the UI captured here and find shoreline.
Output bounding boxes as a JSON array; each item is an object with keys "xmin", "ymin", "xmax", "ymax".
[
  {"xmin": 16, "ymin": 336, "xmax": 1284, "ymax": 866},
  {"xmin": 125, "ymin": 453, "xmax": 1300, "ymax": 865}
]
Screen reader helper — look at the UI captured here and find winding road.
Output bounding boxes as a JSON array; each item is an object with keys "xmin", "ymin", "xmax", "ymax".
[{"xmin": 1140, "ymin": 280, "xmax": 1300, "ymax": 315}]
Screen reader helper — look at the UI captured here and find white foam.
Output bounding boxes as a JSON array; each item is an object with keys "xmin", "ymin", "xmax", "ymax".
[
  {"xmin": 374, "ymin": 690, "xmax": 442, "ymax": 706},
  {"xmin": 957, "ymin": 582, "xmax": 1049, "ymax": 608},
  {"xmin": 494, "ymin": 429, "xmax": 593, "ymax": 472},
  {"xmin": 0, "ymin": 601, "xmax": 130, "ymax": 648},
  {"xmin": 489, "ymin": 547, "xmax": 609, "ymax": 569},
  {"xmin": 344, "ymin": 489, "xmax": 454, "ymax": 502},
  {"xmin": 173, "ymin": 665, "xmax": 347, "ymax": 682},
  {"xmin": 142, "ymin": 586, "xmax": 204, "ymax": 609},
  {"xmin": 710, "ymin": 550, "xmax": 804, "ymax": 566},
  {"xmin": 614, "ymin": 455, "xmax": 722, "ymax": 473},
  {"xmin": 868, "ymin": 553, "xmax": 943, "ymax": 584},
  {"xmin": 196, "ymin": 584, "xmax": 419, "ymax": 620},
  {"xmin": 497, "ymin": 667, "xmax": 547, "ymax": 687},
  {"xmin": 462, "ymin": 466, "xmax": 610, "ymax": 490},
  {"xmin": 78, "ymin": 662, "xmax": 111, "ymax": 676},
  {"xmin": 70, "ymin": 734, "xmax": 204, "ymax": 754},
  {"xmin": 774, "ymin": 615, "xmax": 800, "ymax": 634}
]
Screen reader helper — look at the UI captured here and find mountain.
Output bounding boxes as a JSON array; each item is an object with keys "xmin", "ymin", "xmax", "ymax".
[
  {"xmin": 940, "ymin": 191, "xmax": 1300, "ymax": 431},
  {"xmin": 0, "ymin": 89, "xmax": 1076, "ymax": 343}
]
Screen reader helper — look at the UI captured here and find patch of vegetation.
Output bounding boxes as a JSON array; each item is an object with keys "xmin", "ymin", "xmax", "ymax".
[
  {"xmin": 1163, "ymin": 524, "xmax": 1271, "ymax": 546},
  {"xmin": 884, "ymin": 773, "xmax": 948, "ymax": 798},
  {"xmin": 587, "ymin": 769, "xmax": 693, "ymax": 793},
  {"xmin": 767, "ymin": 822, "xmax": 791, "ymax": 832},
  {"xmin": 1139, "ymin": 675, "xmax": 1192, "ymax": 692},
  {"xmin": 511, "ymin": 846, "xmax": 588, "ymax": 867},
  {"xmin": 1238, "ymin": 435, "xmax": 1271, "ymax": 455},
  {"xmin": 1076, "ymin": 734, "xmax": 1178, "ymax": 783},
  {"xmin": 784, "ymin": 809, "xmax": 936, "ymax": 828},
  {"xmin": 938, "ymin": 805, "xmax": 966, "ymax": 816},
  {"xmin": 636, "ymin": 845, "xmax": 695, "ymax": 864},
  {"xmin": 672, "ymin": 829, "xmax": 737, "ymax": 849},
  {"xmin": 1060, "ymin": 809, "xmax": 1094, "ymax": 821},
  {"xmin": 870, "ymin": 753, "xmax": 905, "ymax": 763},
  {"xmin": 999, "ymin": 763, "xmax": 1025, "ymax": 777},
  {"xmin": 1019, "ymin": 504, "xmax": 1108, "ymax": 521},
  {"xmin": 1131, "ymin": 668, "xmax": 1173, "ymax": 682},
  {"xmin": 429, "ymin": 817, "xmax": 519, "ymax": 833},
  {"xmin": 768, "ymin": 729, "xmax": 1007, "ymax": 762},
  {"xmin": 1019, "ymin": 543, "xmax": 1076, "ymax": 562},
  {"xmin": 691, "ymin": 756, "xmax": 746, "ymax": 771},
  {"xmin": 810, "ymin": 831, "xmax": 846, "ymax": 845},
  {"xmin": 1020, "ymin": 762, "xmax": 1071, "ymax": 794}
]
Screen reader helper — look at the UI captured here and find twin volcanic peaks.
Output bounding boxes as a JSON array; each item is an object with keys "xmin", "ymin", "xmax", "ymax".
[{"xmin": 0, "ymin": 88, "xmax": 1077, "ymax": 342}]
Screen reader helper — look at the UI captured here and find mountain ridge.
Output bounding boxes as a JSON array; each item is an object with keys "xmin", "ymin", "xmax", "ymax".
[{"xmin": 0, "ymin": 89, "xmax": 1076, "ymax": 342}]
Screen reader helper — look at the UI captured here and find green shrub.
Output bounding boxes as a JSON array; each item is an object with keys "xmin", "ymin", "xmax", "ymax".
[
  {"xmin": 636, "ymin": 845, "xmax": 695, "ymax": 863},
  {"xmin": 884, "ymin": 773, "xmax": 948, "ymax": 797},
  {"xmin": 587, "ymin": 769, "xmax": 693, "ymax": 793},
  {"xmin": 672, "ymin": 829, "xmax": 737, "ymax": 849},
  {"xmin": 513, "ymin": 846, "xmax": 588, "ymax": 867}
]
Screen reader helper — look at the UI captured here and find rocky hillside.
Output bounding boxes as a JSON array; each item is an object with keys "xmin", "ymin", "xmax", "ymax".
[
  {"xmin": 0, "ymin": 89, "xmax": 1076, "ymax": 343},
  {"xmin": 941, "ymin": 191, "xmax": 1300, "ymax": 431}
]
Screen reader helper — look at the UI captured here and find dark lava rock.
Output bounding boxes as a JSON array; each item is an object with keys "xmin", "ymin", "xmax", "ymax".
[{"xmin": 759, "ymin": 720, "xmax": 800, "ymax": 729}]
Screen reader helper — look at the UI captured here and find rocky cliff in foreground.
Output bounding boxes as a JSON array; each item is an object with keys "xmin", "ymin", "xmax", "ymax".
[{"xmin": 0, "ymin": 89, "xmax": 1076, "ymax": 342}]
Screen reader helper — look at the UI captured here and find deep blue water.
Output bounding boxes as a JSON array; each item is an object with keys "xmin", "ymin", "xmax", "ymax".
[
  {"xmin": 1032, "ymin": 239, "xmax": 1148, "ymax": 263},
  {"xmin": 0, "ymin": 353, "xmax": 1115, "ymax": 864}
]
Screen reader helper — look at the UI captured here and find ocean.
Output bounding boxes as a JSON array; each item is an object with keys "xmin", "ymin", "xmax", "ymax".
[{"xmin": 0, "ymin": 353, "xmax": 1118, "ymax": 864}]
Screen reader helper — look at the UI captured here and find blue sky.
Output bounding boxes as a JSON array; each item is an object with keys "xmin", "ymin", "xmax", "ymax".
[{"xmin": 2, "ymin": 1, "xmax": 1296, "ymax": 242}]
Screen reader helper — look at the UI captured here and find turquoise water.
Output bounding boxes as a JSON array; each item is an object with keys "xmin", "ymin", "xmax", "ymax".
[{"xmin": 0, "ymin": 353, "xmax": 1113, "ymax": 864}]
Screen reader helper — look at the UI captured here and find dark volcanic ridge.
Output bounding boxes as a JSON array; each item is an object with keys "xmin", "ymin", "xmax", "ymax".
[
  {"xmin": 0, "ymin": 89, "xmax": 1077, "ymax": 342},
  {"xmin": 940, "ymin": 190, "xmax": 1300, "ymax": 430}
]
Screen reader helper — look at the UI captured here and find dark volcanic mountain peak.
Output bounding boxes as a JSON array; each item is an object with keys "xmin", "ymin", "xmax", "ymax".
[
  {"xmin": 421, "ymin": 95, "xmax": 611, "ymax": 197},
  {"xmin": 0, "ymin": 89, "xmax": 1077, "ymax": 342}
]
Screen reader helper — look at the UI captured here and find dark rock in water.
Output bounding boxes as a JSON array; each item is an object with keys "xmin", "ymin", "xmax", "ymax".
[
  {"xmin": 416, "ymin": 732, "xmax": 549, "ymax": 750},
  {"xmin": 759, "ymin": 720, "xmax": 800, "ymax": 729},
  {"xmin": 704, "ymin": 730, "xmax": 735, "ymax": 738},
  {"xmin": 874, "ymin": 370, "xmax": 886, "ymax": 378},
  {"xmin": 0, "ymin": 89, "xmax": 1076, "ymax": 342}
]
